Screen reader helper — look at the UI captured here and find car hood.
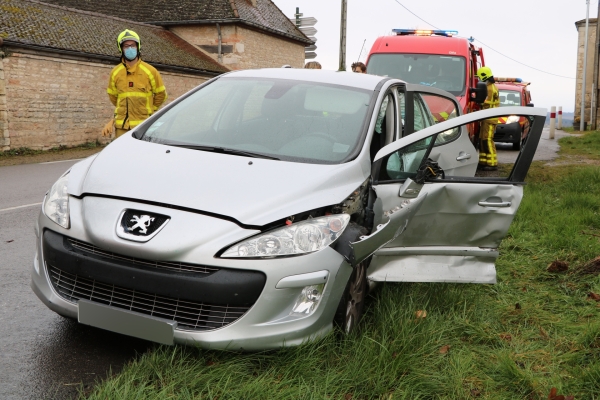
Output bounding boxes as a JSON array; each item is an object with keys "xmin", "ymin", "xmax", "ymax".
[{"xmin": 75, "ymin": 135, "xmax": 368, "ymax": 226}]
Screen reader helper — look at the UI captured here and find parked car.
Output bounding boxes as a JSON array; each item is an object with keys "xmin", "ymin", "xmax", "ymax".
[
  {"xmin": 494, "ymin": 78, "xmax": 534, "ymax": 150},
  {"xmin": 32, "ymin": 69, "xmax": 546, "ymax": 350}
]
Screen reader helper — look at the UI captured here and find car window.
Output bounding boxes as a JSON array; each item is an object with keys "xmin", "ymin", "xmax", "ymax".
[
  {"xmin": 415, "ymin": 93, "xmax": 460, "ymax": 145},
  {"xmin": 141, "ymin": 78, "xmax": 372, "ymax": 164},
  {"xmin": 499, "ymin": 90, "xmax": 521, "ymax": 106},
  {"xmin": 367, "ymin": 54, "xmax": 467, "ymax": 96},
  {"xmin": 378, "ymin": 112, "xmax": 540, "ymax": 183}
]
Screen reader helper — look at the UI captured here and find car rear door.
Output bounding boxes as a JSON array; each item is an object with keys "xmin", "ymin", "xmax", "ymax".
[{"xmin": 350, "ymin": 106, "xmax": 546, "ymax": 283}]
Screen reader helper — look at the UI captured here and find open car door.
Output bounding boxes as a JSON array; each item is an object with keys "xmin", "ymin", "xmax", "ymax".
[{"xmin": 351, "ymin": 106, "xmax": 546, "ymax": 283}]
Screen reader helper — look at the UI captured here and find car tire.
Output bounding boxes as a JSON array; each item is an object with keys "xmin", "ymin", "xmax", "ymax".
[{"xmin": 333, "ymin": 258, "xmax": 369, "ymax": 334}]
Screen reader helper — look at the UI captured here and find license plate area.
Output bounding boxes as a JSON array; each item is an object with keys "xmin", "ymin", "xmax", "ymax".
[{"xmin": 78, "ymin": 299, "xmax": 176, "ymax": 345}]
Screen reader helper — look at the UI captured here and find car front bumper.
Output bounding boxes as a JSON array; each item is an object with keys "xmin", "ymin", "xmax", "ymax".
[
  {"xmin": 31, "ymin": 196, "xmax": 352, "ymax": 350},
  {"xmin": 494, "ymin": 122, "xmax": 522, "ymax": 144}
]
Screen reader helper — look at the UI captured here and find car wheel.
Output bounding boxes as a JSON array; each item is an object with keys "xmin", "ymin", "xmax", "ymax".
[{"xmin": 334, "ymin": 259, "xmax": 368, "ymax": 334}]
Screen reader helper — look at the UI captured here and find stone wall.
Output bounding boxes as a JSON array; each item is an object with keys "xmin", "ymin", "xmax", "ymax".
[
  {"xmin": 1, "ymin": 51, "xmax": 209, "ymax": 150},
  {"xmin": 169, "ymin": 24, "xmax": 305, "ymax": 70},
  {"xmin": 0, "ymin": 51, "xmax": 8, "ymax": 150}
]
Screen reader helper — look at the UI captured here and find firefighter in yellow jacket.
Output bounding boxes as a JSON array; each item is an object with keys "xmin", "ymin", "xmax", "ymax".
[
  {"xmin": 476, "ymin": 66, "xmax": 500, "ymax": 171},
  {"xmin": 105, "ymin": 30, "xmax": 167, "ymax": 137}
]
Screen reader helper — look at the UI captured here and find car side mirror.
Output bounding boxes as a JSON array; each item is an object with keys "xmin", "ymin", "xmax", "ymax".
[
  {"xmin": 526, "ymin": 103, "xmax": 534, "ymax": 107},
  {"xmin": 469, "ymin": 82, "xmax": 487, "ymax": 104}
]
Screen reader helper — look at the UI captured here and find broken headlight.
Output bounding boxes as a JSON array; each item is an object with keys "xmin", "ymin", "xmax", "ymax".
[{"xmin": 222, "ymin": 214, "xmax": 350, "ymax": 258}]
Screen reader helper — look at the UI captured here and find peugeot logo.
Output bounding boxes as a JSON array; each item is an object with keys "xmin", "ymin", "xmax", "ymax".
[
  {"xmin": 116, "ymin": 209, "xmax": 170, "ymax": 242},
  {"xmin": 128, "ymin": 215, "xmax": 155, "ymax": 234}
]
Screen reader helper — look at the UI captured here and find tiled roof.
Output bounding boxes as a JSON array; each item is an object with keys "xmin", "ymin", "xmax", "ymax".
[
  {"xmin": 0, "ymin": 0, "xmax": 229, "ymax": 74},
  {"xmin": 34, "ymin": 0, "xmax": 311, "ymax": 44}
]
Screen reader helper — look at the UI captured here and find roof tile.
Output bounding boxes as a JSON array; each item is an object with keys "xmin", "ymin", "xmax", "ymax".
[{"xmin": 0, "ymin": 0, "xmax": 229, "ymax": 73}]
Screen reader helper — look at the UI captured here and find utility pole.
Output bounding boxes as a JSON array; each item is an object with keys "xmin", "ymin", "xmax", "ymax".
[
  {"xmin": 581, "ymin": 0, "xmax": 591, "ymax": 131},
  {"xmin": 338, "ymin": 0, "xmax": 347, "ymax": 71}
]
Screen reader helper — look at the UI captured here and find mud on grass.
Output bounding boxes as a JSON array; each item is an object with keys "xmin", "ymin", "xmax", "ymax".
[{"xmin": 83, "ymin": 136, "xmax": 600, "ymax": 398}]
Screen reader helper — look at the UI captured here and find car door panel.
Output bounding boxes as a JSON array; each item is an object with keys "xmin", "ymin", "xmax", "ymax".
[
  {"xmin": 368, "ymin": 106, "xmax": 546, "ymax": 284},
  {"xmin": 428, "ymin": 132, "xmax": 478, "ymax": 177},
  {"xmin": 403, "ymin": 84, "xmax": 478, "ymax": 176},
  {"xmin": 349, "ymin": 193, "xmax": 427, "ymax": 266},
  {"xmin": 374, "ymin": 182, "xmax": 523, "ymax": 248}
]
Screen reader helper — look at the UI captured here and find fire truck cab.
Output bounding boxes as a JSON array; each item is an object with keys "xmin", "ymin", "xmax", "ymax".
[
  {"xmin": 366, "ymin": 29, "xmax": 487, "ymax": 134},
  {"xmin": 494, "ymin": 78, "xmax": 533, "ymax": 150}
]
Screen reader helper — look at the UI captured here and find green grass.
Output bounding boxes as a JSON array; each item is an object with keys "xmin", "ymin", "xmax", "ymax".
[
  {"xmin": 0, "ymin": 140, "xmax": 104, "ymax": 158},
  {"xmin": 84, "ymin": 135, "xmax": 600, "ymax": 400}
]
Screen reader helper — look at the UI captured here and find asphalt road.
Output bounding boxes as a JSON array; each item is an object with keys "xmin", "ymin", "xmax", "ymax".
[
  {"xmin": 0, "ymin": 128, "xmax": 567, "ymax": 399},
  {"xmin": 0, "ymin": 159, "xmax": 152, "ymax": 400}
]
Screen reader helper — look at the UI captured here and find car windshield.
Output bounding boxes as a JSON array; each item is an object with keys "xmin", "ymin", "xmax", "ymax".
[
  {"xmin": 367, "ymin": 54, "xmax": 466, "ymax": 96},
  {"xmin": 499, "ymin": 90, "xmax": 521, "ymax": 106},
  {"xmin": 140, "ymin": 78, "xmax": 372, "ymax": 164}
]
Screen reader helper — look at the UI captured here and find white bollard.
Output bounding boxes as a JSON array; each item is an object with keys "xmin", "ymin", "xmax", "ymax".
[
  {"xmin": 557, "ymin": 106, "xmax": 563, "ymax": 130},
  {"xmin": 549, "ymin": 106, "xmax": 556, "ymax": 139}
]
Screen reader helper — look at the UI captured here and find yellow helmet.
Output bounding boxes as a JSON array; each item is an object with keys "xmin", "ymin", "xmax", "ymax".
[
  {"xmin": 117, "ymin": 29, "xmax": 141, "ymax": 52},
  {"xmin": 476, "ymin": 66, "xmax": 493, "ymax": 82}
]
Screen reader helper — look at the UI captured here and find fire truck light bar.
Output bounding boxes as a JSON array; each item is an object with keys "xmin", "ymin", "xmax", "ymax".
[{"xmin": 393, "ymin": 29, "xmax": 458, "ymax": 37}]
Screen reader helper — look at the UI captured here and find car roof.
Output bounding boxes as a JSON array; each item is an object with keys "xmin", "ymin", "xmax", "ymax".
[{"xmin": 220, "ymin": 68, "xmax": 390, "ymax": 91}]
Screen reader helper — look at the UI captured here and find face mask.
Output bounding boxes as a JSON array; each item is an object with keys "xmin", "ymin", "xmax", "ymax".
[{"xmin": 123, "ymin": 47, "xmax": 138, "ymax": 61}]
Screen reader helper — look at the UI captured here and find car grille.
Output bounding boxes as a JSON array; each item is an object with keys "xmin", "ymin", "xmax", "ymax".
[
  {"xmin": 67, "ymin": 238, "xmax": 219, "ymax": 275},
  {"xmin": 48, "ymin": 265, "xmax": 250, "ymax": 331}
]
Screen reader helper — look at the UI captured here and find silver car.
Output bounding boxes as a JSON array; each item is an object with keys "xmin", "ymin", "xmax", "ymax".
[{"xmin": 31, "ymin": 69, "xmax": 546, "ymax": 350}]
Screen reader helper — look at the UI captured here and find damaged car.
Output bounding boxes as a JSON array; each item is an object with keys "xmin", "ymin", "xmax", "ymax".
[{"xmin": 31, "ymin": 69, "xmax": 546, "ymax": 349}]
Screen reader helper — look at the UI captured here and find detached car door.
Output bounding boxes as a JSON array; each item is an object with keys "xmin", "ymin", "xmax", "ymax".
[{"xmin": 351, "ymin": 106, "xmax": 546, "ymax": 284}]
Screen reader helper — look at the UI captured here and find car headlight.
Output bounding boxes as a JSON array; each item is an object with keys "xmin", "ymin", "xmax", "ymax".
[
  {"xmin": 506, "ymin": 115, "xmax": 520, "ymax": 124},
  {"xmin": 43, "ymin": 172, "xmax": 70, "ymax": 229},
  {"xmin": 221, "ymin": 214, "xmax": 351, "ymax": 258}
]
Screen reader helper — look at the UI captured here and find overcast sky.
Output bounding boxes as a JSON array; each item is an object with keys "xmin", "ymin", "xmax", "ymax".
[{"xmin": 273, "ymin": 0, "xmax": 594, "ymax": 113}]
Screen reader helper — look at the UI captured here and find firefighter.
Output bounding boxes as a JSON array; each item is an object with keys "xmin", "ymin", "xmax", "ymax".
[
  {"xmin": 476, "ymin": 66, "xmax": 500, "ymax": 171},
  {"xmin": 104, "ymin": 29, "xmax": 167, "ymax": 138}
]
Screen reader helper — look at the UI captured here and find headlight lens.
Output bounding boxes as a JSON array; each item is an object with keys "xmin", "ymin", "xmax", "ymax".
[
  {"xmin": 506, "ymin": 115, "xmax": 520, "ymax": 124},
  {"xmin": 222, "ymin": 214, "xmax": 350, "ymax": 258},
  {"xmin": 43, "ymin": 172, "xmax": 70, "ymax": 229}
]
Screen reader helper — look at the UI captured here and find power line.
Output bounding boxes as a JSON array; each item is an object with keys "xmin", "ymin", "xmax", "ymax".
[
  {"xmin": 390, "ymin": 0, "xmax": 441, "ymax": 30},
  {"xmin": 390, "ymin": 0, "xmax": 576, "ymax": 80},
  {"xmin": 470, "ymin": 37, "xmax": 576, "ymax": 80}
]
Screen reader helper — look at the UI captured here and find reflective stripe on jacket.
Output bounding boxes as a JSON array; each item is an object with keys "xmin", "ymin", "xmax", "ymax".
[{"xmin": 107, "ymin": 59, "xmax": 167, "ymax": 129}]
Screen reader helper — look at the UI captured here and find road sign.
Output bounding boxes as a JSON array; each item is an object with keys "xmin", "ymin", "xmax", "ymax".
[
  {"xmin": 299, "ymin": 26, "xmax": 317, "ymax": 37},
  {"xmin": 291, "ymin": 8, "xmax": 317, "ymax": 60}
]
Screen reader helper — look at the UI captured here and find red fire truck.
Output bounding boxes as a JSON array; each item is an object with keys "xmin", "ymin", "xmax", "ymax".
[
  {"xmin": 494, "ymin": 78, "xmax": 534, "ymax": 150},
  {"xmin": 366, "ymin": 29, "xmax": 487, "ymax": 137}
]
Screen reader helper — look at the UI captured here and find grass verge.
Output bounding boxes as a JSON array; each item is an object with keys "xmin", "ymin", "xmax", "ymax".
[
  {"xmin": 0, "ymin": 140, "xmax": 104, "ymax": 158},
  {"xmin": 84, "ymin": 135, "xmax": 600, "ymax": 400}
]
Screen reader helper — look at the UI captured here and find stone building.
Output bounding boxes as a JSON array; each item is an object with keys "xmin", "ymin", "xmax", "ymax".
[
  {"xmin": 575, "ymin": 18, "xmax": 598, "ymax": 129},
  {"xmin": 0, "ymin": 0, "xmax": 310, "ymax": 151}
]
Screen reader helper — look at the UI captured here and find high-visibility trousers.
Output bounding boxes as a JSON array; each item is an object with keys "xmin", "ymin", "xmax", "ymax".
[{"xmin": 479, "ymin": 119, "xmax": 498, "ymax": 167}]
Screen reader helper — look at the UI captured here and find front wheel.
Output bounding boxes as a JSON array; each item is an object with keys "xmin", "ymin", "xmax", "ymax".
[{"xmin": 333, "ymin": 259, "xmax": 368, "ymax": 334}]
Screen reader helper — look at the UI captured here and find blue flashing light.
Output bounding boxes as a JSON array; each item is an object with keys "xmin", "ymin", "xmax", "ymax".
[{"xmin": 393, "ymin": 29, "xmax": 458, "ymax": 37}]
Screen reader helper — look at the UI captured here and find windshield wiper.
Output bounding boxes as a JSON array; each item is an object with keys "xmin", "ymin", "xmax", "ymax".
[{"xmin": 164, "ymin": 143, "xmax": 280, "ymax": 160}]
